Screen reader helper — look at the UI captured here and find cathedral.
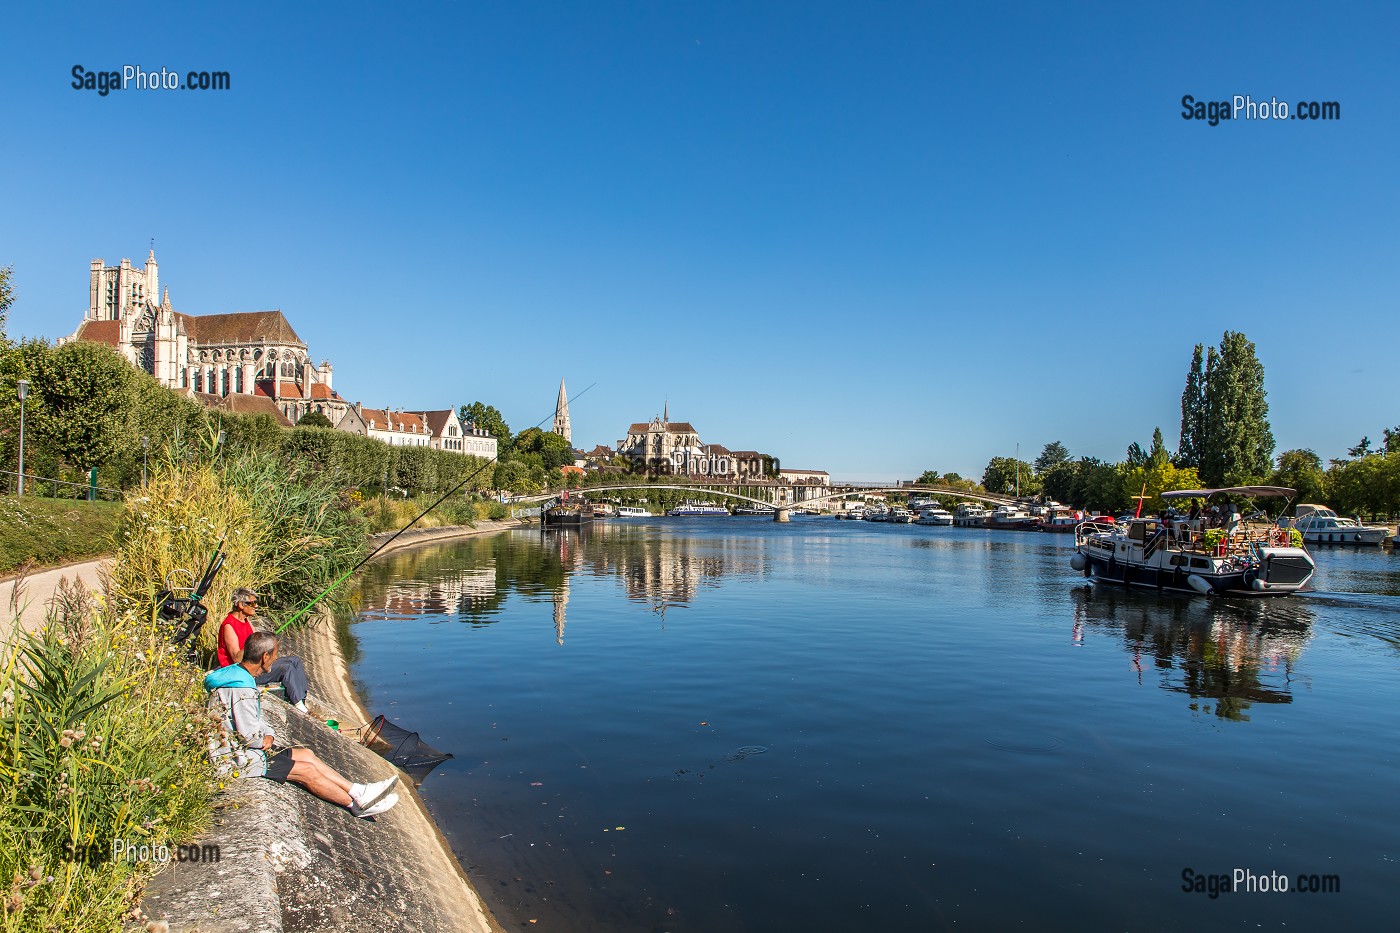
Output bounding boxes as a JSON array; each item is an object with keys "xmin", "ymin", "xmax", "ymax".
[{"xmin": 64, "ymin": 249, "xmax": 347, "ymax": 425}]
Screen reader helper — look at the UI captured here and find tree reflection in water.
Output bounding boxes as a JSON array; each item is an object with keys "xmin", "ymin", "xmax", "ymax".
[{"xmin": 1070, "ymin": 584, "xmax": 1315, "ymax": 721}]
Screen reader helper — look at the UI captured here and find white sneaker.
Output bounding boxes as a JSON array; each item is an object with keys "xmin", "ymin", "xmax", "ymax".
[
  {"xmin": 294, "ymin": 701, "xmax": 309, "ymax": 714},
  {"xmin": 350, "ymin": 792, "xmax": 399, "ymax": 818},
  {"xmin": 351, "ymin": 776, "xmax": 399, "ymax": 809}
]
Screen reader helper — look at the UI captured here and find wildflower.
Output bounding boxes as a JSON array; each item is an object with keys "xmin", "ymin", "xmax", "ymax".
[
  {"xmin": 58, "ymin": 736, "xmax": 73, "ymax": 749},
  {"xmin": 27, "ymin": 868, "xmax": 41, "ymax": 882}
]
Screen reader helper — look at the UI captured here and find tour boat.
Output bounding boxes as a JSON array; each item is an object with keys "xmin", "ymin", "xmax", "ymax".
[
  {"xmin": 1290, "ymin": 505, "xmax": 1388, "ymax": 546},
  {"xmin": 952, "ymin": 505, "xmax": 989, "ymax": 527},
  {"xmin": 1071, "ymin": 486, "xmax": 1315, "ymax": 596},
  {"xmin": 667, "ymin": 503, "xmax": 731, "ymax": 517},
  {"xmin": 616, "ymin": 506, "xmax": 649, "ymax": 518},
  {"xmin": 887, "ymin": 507, "xmax": 914, "ymax": 523},
  {"xmin": 734, "ymin": 505, "xmax": 777, "ymax": 516},
  {"xmin": 915, "ymin": 508, "xmax": 954, "ymax": 526}
]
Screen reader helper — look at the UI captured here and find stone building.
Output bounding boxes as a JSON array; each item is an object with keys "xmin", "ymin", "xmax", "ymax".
[
  {"xmin": 65, "ymin": 249, "xmax": 347, "ymax": 425},
  {"xmin": 615, "ymin": 406, "xmax": 778, "ymax": 479}
]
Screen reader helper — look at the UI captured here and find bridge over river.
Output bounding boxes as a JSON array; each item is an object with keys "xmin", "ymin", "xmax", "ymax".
[{"xmin": 516, "ymin": 480, "xmax": 1025, "ymax": 521}]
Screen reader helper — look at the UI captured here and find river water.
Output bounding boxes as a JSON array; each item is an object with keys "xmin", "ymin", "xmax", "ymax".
[{"xmin": 345, "ymin": 518, "xmax": 1400, "ymax": 931}]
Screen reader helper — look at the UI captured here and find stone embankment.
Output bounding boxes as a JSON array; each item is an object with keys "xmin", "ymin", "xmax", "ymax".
[{"xmin": 135, "ymin": 520, "xmax": 526, "ymax": 933}]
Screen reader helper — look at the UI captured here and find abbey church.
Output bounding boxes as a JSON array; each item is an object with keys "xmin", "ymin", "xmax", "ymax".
[{"xmin": 65, "ymin": 249, "xmax": 346, "ymax": 425}]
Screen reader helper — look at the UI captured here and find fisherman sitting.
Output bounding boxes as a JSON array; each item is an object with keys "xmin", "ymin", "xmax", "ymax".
[
  {"xmin": 205, "ymin": 631, "xmax": 400, "ymax": 818},
  {"xmin": 218, "ymin": 587, "xmax": 312, "ymax": 714}
]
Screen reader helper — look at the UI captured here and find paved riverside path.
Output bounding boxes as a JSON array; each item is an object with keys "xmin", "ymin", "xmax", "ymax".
[{"xmin": 0, "ymin": 556, "xmax": 110, "ymax": 645}]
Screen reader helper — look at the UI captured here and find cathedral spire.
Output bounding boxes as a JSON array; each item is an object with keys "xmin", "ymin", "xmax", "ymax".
[
  {"xmin": 553, "ymin": 378, "xmax": 571, "ymax": 444},
  {"xmin": 663, "ymin": 399, "xmax": 668, "ymax": 426}
]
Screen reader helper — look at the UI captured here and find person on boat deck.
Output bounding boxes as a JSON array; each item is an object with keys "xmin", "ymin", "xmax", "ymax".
[
  {"xmin": 1188, "ymin": 501, "xmax": 1201, "ymax": 523},
  {"xmin": 217, "ymin": 587, "xmax": 311, "ymax": 714},
  {"xmin": 205, "ymin": 631, "xmax": 399, "ymax": 818}
]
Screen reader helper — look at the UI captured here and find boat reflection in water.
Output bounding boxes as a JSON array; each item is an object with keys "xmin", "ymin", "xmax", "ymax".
[{"xmin": 1069, "ymin": 584, "xmax": 1314, "ymax": 721}]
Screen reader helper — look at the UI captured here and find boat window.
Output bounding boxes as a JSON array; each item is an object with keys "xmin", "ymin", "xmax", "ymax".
[
  {"xmin": 1169, "ymin": 555, "xmax": 1186, "ymax": 566},
  {"xmin": 1190, "ymin": 558, "xmax": 1212, "ymax": 569}
]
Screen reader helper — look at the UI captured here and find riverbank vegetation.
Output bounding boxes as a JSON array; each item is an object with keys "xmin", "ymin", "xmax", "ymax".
[
  {"xmin": 0, "ymin": 498, "xmax": 122, "ymax": 575},
  {"xmin": 0, "ymin": 423, "xmax": 374, "ymax": 930}
]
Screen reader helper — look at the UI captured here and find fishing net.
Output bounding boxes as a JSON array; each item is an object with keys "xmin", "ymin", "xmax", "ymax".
[{"xmin": 360, "ymin": 715, "xmax": 453, "ymax": 784}]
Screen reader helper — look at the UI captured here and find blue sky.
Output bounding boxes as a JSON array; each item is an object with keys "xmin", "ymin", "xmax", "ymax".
[{"xmin": 2, "ymin": 2, "xmax": 1395, "ymax": 480}]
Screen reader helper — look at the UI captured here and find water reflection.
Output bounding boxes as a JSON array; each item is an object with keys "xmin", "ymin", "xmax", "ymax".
[
  {"xmin": 1070, "ymin": 585, "xmax": 1315, "ymax": 721},
  {"xmin": 356, "ymin": 525, "xmax": 772, "ymax": 636}
]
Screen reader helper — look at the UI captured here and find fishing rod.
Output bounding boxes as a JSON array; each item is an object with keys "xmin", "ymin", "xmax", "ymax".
[{"xmin": 276, "ymin": 382, "xmax": 597, "ymax": 633}]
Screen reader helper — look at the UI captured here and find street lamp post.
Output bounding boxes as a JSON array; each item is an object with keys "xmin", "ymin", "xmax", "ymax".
[
  {"xmin": 16, "ymin": 379, "xmax": 29, "ymax": 497},
  {"xmin": 141, "ymin": 435, "xmax": 150, "ymax": 486}
]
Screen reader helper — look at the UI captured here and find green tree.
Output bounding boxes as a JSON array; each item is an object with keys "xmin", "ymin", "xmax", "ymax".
[
  {"xmin": 1034, "ymin": 441, "xmax": 1070, "ymax": 475},
  {"xmin": 1270, "ymin": 449, "xmax": 1327, "ymax": 505},
  {"xmin": 1121, "ymin": 460, "xmax": 1202, "ymax": 515},
  {"xmin": 982, "ymin": 457, "xmax": 1039, "ymax": 497},
  {"xmin": 1040, "ymin": 460, "xmax": 1078, "ymax": 504},
  {"xmin": 917, "ymin": 469, "xmax": 941, "ymax": 485},
  {"xmin": 1347, "ymin": 437, "xmax": 1372, "ymax": 458},
  {"xmin": 0, "ymin": 265, "xmax": 14, "ymax": 342},
  {"xmin": 1178, "ymin": 344, "xmax": 1206, "ymax": 469},
  {"xmin": 460, "ymin": 402, "xmax": 511, "ymax": 448},
  {"xmin": 1198, "ymin": 331, "xmax": 1274, "ymax": 486},
  {"xmin": 1148, "ymin": 427, "xmax": 1170, "ymax": 468},
  {"xmin": 31, "ymin": 340, "xmax": 137, "ymax": 473},
  {"xmin": 1384, "ymin": 426, "xmax": 1400, "ymax": 455},
  {"xmin": 297, "ymin": 410, "xmax": 333, "ymax": 428}
]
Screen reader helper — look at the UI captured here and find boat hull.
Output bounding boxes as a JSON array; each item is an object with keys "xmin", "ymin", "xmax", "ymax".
[
  {"xmin": 1079, "ymin": 546, "xmax": 1313, "ymax": 596},
  {"xmin": 544, "ymin": 508, "xmax": 593, "ymax": 526}
]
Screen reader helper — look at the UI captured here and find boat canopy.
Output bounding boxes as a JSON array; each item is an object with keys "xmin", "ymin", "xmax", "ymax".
[{"xmin": 1160, "ymin": 485, "xmax": 1297, "ymax": 500}]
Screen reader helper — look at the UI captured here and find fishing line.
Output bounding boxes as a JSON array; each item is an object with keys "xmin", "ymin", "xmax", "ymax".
[{"xmin": 276, "ymin": 382, "xmax": 597, "ymax": 633}]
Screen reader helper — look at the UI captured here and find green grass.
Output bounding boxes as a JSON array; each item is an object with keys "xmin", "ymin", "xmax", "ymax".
[{"xmin": 0, "ymin": 498, "xmax": 122, "ymax": 576}]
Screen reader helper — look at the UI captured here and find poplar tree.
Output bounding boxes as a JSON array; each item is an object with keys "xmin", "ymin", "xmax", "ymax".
[
  {"xmin": 1178, "ymin": 344, "xmax": 1206, "ymax": 468},
  {"xmin": 1196, "ymin": 331, "xmax": 1274, "ymax": 486}
]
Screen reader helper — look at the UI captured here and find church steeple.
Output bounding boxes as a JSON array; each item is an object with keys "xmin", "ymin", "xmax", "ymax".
[
  {"xmin": 663, "ymin": 399, "xmax": 668, "ymax": 426},
  {"xmin": 553, "ymin": 379, "xmax": 571, "ymax": 443}
]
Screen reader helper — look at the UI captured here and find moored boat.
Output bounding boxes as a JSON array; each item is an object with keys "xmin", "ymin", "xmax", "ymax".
[
  {"xmin": 544, "ymin": 500, "xmax": 594, "ymax": 526},
  {"xmin": 915, "ymin": 507, "xmax": 954, "ymax": 526},
  {"xmin": 1290, "ymin": 505, "xmax": 1388, "ymax": 546},
  {"xmin": 1040, "ymin": 506, "xmax": 1083, "ymax": 533},
  {"xmin": 616, "ymin": 506, "xmax": 649, "ymax": 518},
  {"xmin": 668, "ymin": 503, "xmax": 731, "ymax": 517},
  {"xmin": 985, "ymin": 505, "xmax": 1041, "ymax": 530},
  {"xmin": 952, "ymin": 504, "xmax": 989, "ymax": 527},
  {"xmin": 888, "ymin": 507, "xmax": 914, "ymax": 523},
  {"xmin": 1071, "ymin": 486, "xmax": 1315, "ymax": 597}
]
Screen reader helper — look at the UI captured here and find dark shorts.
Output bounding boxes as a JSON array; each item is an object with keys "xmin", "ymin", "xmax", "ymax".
[{"xmin": 262, "ymin": 747, "xmax": 295, "ymax": 783}]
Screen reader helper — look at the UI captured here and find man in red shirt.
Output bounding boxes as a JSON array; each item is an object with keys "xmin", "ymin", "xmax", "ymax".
[{"xmin": 217, "ymin": 587, "xmax": 311, "ymax": 713}]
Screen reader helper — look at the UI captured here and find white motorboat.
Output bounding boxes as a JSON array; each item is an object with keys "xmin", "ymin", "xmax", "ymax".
[
  {"xmin": 1072, "ymin": 485, "xmax": 1315, "ymax": 596},
  {"xmin": 667, "ymin": 503, "xmax": 731, "ymax": 517},
  {"xmin": 915, "ymin": 508, "xmax": 954, "ymax": 526},
  {"xmin": 952, "ymin": 505, "xmax": 989, "ymax": 527},
  {"xmin": 986, "ymin": 505, "xmax": 1041, "ymax": 530},
  {"xmin": 864, "ymin": 506, "xmax": 890, "ymax": 522},
  {"xmin": 616, "ymin": 506, "xmax": 649, "ymax": 518},
  {"xmin": 888, "ymin": 508, "xmax": 914, "ymax": 523},
  {"xmin": 1290, "ymin": 505, "xmax": 1388, "ymax": 546}
]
